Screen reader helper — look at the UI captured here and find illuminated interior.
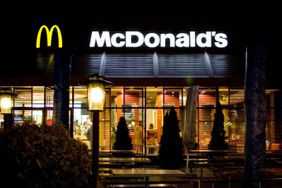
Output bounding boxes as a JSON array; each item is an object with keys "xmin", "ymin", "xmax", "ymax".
[{"xmin": 1, "ymin": 86, "xmax": 280, "ymax": 155}]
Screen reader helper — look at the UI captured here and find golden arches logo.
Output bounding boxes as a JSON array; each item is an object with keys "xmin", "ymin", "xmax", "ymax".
[{"xmin": 36, "ymin": 25, "xmax": 63, "ymax": 48}]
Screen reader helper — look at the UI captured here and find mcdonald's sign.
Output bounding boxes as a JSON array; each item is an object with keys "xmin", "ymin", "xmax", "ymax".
[{"xmin": 36, "ymin": 25, "xmax": 63, "ymax": 48}]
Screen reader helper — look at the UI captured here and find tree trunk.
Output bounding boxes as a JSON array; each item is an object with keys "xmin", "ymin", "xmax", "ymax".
[
  {"xmin": 53, "ymin": 53, "xmax": 70, "ymax": 129},
  {"xmin": 244, "ymin": 43, "xmax": 267, "ymax": 187}
]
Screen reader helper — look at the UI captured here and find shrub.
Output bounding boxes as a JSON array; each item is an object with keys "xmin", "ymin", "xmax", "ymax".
[
  {"xmin": 113, "ymin": 117, "xmax": 133, "ymax": 157},
  {"xmin": 208, "ymin": 100, "xmax": 229, "ymax": 151},
  {"xmin": 158, "ymin": 107, "xmax": 184, "ymax": 169},
  {"xmin": 0, "ymin": 123, "xmax": 92, "ymax": 188}
]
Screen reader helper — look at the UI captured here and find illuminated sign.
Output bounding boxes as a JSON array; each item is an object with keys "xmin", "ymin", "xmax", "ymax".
[
  {"xmin": 89, "ymin": 31, "xmax": 228, "ymax": 48},
  {"xmin": 36, "ymin": 25, "xmax": 63, "ymax": 48}
]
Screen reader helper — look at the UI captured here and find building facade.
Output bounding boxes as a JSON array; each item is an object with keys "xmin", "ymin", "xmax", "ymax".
[{"xmin": 1, "ymin": 16, "xmax": 281, "ymax": 156}]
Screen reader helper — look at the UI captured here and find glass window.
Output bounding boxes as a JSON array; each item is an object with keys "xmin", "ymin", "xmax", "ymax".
[
  {"xmin": 163, "ymin": 88, "xmax": 182, "ymax": 108},
  {"xmin": 14, "ymin": 87, "xmax": 32, "ymax": 108},
  {"xmin": 33, "ymin": 110, "xmax": 43, "ymax": 126},
  {"xmin": 124, "ymin": 88, "xmax": 144, "ymax": 107},
  {"xmin": 146, "ymin": 87, "xmax": 163, "ymax": 107},
  {"xmin": 146, "ymin": 108, "xmax": 162, "ymax": 155},
  {"xmin": 198, "ymin": 88, "xmax": 216, "ymax": 107},
  {"xmin": 46, "ymin": 110, "xmax": 53, "ymax": 126},
  {"xmin": 219, "ymin": 87, "xmax": 229, "ymax": 105},
  {"xmin": 198, "ymin": 108, "xmax": 213, "ymax": 149},
  {"xmin": 14, "ymin": 110, "xmax": 24, "ymax": 126},
  {"xmin": 0, "ymin": 114, "xmax": 3, "ymax": 129},
  {"xmin": 229, "ymin": 89, "xmax": 244, "ymax": 108},
  {"xmin": 14, "ymin": 110, "xmax": 33, "ymax": 125},
  {"xmin": 33, "ymin": 86, "xmax": 44, "ymax": 108},
  {"xmin": 124, "ymin": 88, "xmax": 144, "ymax": 153},
  {"xmin": 99, "ymin": 107, "xmax": 111, "ymax": 151},
  {"xmin": 69, "ymin": 87, "xmax": 73, "ymax": 108},
  {"xmin": 111, "ymin": 87, "xmax": 123, "ymax": 108},
  {"xmin": 45, "ymin": 87, "xmax": 54, "ymax": 107},
  {"xmin": 72, "ymin": 86, "xmax": 91, "ymax": 148},
  {"xmin": 266, "ymin": 89, "xmax": 277, "ymax": 108},
  {"xmin": 109, "ymin": 87, "xmax": 145, "ymax": 154},
  {"xmin": 104, "ymin": 88, "xmax": 111, "ymax": 108},
  {"xmin": 197, "ymin": 88, "xmax": 215, "ymax": 149},
  {"xmin": 5, "ymin": 84, "xmax": 282, "ymax": 155}
]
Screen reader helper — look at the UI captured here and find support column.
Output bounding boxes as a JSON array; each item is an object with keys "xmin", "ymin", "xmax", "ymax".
[
  {"xmin": 274, "ymin": 91, "xmax": 282, "ymax": 143},
  {"xmin": 92, "ymin": 111, "xmax": 100, "ymax": 188},
  {"xmin": 53, "ymin": 53, "xmax": 70, "ymax": 129},
  {"xmin": 244, "ymin": 43, "xmax": 267, "ymax": 186},
  {"xmin": 3, "ymin": 114, "xmax": 13, "ymax": 130}
]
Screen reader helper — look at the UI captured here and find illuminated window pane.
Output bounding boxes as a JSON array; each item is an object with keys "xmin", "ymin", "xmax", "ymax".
[
  {"xmin": 146, "ymin": 87, "xmax": 162, "ymax": 107},
  {"xmin": 164, "ymin": 88, "xmax": 182, "ymax": 107},
  {"xmin": 14, "ymin": 87, "xmax": 32, "ymax": 107},
  {"xmin": 230, "ymin": 89, "xmax": 244, "ymax": 107},
  {"xmin": 33, "ymin": 86, "xmax": 44, "ymax": 108},
  {"xmin": 111, "ymin": 87, "xmax": 123, "ymax": 108},
  {"xmin": 124, "ymin": 88, "xmax": 143, "ymax": 107}
]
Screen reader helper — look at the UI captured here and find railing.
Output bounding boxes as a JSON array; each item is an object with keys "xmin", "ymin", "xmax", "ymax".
[
  {"xmin": 101, "ymin": 173, "xmax": 282, "ymax": 188},
  {"xmin": 99, "ymin": 149, "xmax": 135, "ymax": 157},
  {"xmin": 100, "ymin": 168, "xmax": 198, "ymax": 188},
  {"xmin": 186, "ymin": 149, "xmax": 243, "ymax": 176}
]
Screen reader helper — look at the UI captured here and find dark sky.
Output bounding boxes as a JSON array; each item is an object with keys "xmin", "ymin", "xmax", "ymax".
[
  {"xmin": 3, "ymin": 0, "xmax": 280, "ymax": 48},
  {"xmin": 1, "ymin": 1, "xmax": 281, "ymax": 85}
]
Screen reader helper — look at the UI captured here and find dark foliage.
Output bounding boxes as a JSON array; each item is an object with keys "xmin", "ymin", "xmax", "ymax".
[
  {"xmin": 0, "ymin": 123, "xmax": 92, "ymax": 188},
  {"xmin": 113, "ymin": 116, "xmax": 133, "ymax": 156},
  {"xmin": 158, "ymin": 107, "xmax": 184, "ymax": 169},
  {"xmin": 208, "ymin": 100, "xmax": 229, "ymax": 150}
]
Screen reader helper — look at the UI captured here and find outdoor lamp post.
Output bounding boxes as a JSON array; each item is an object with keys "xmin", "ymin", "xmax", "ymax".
[
  {"xmin": 0, "ymin": 90, "xmax": 14, "ymax": 130},
  {"xmin": 87, "ymin": 75, "xmax": 106, "ymax": 188}
]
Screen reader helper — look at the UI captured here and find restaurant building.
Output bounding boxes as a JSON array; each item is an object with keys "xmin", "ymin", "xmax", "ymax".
[{"xmin": 1, "ymin": 15, "xmax": 281, "ymax": 155}]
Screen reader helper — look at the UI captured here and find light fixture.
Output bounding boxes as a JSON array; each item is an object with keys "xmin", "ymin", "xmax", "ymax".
[
  {"xmin": 86, "ymin": 74, "xmax": 111, "ymax": 188},
  {"xmin": 87, "ymin": 75, "xmax": 105, "ymax": 111},
  {"xmin": 0, "ymin": 91, "xmax": 14, "ymax": 114}
]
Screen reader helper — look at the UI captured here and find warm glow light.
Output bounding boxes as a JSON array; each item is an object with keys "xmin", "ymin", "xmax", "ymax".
[
  {"xmin": 88, "ymin": 79, "xmax": 105, "ymax": 111},
  {"xmin": 0, "ymin": 95, "xmax": 13, "ymax": 114},
  {"xmin": 90, "ymin": 87, "xmax": 104, "ymax": 103}
]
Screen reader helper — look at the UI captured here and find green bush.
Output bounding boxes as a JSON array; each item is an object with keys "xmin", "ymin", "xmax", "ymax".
[{"xmin": 0, "ymin": 124, "xmax": 92, "ymax": 188}]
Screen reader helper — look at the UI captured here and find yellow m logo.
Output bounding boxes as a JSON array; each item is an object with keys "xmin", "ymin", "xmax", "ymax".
[{"xmin": 36, "ymin": 25, "xmax": 63, "ymax": 48}]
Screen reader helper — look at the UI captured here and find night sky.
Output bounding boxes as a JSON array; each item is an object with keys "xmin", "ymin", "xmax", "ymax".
[
  {"xmin": 2, "ymin": 1, "xmax": 280, "ymax": 51},
  {"xmin": 1, "ymin": 1, "xmax": 281, "ymax": 87}
]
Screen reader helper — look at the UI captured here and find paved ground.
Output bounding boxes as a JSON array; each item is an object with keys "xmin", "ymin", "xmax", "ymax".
[{"xmin": 96, "ymin": 166, "xmax": 282, "ymax": 188}]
